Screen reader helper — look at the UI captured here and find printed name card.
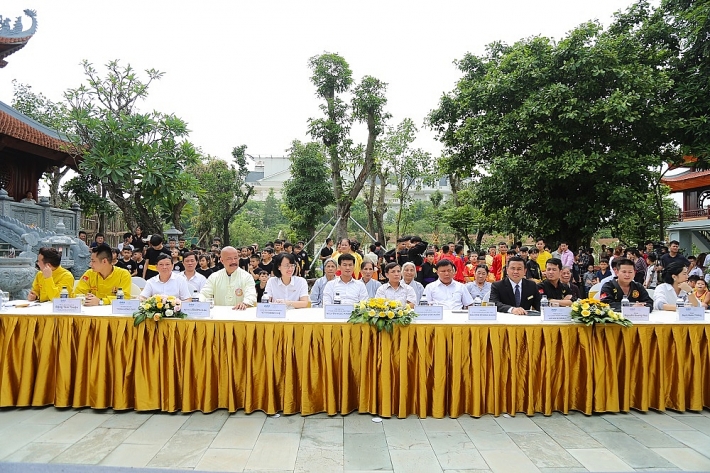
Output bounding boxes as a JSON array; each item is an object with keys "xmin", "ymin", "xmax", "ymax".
[
  {"xmin": 52, "ymin": 298, "xmax": 81, "ymax": 314},
  {"xmin": 543, "ymin": 307, "xmax": 572, "ymax": 322},
  {"xmin": 678, "ymin": 306, "xmax": 705, "ymax": 322},
  {"xmin": 182, "ymin": 301, "xmax": 211, "ymax": 319},
  {"xmin": 416, "ymin": 305, "xmax": 444, "ymax": 320},
  {"xmin": 324, "ymin": 304, "xmax": 354, "ymax": 319},
  {"xmin": 111, "ymin": 299, "xmax": 140, "ymax": 315},
  {"xmin": 256, "ymin": 303, "xmax": 287, "ymax": 318},
  {"xmin": 621, "ymin": 306, "xmax": 650, "ymax": 322},
  {"xmin": 468, "ymin": 305, "xmax": 497, "ymax": 321}
]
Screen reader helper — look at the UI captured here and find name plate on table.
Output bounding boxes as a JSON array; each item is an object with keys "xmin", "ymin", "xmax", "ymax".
[
  {"xmin": 416, "ymin": 305, "xmax": 444, "ymax": 320},
  {"xmin": 468, "ymin": 305, "xmax": 497, "ymax": 321},
  {"xmin": 621, "ymin": 306, "xmax": 650, "ymax": 322},
  {"xmin": 182, "ymin": 301, "xmax": 211, "ymax": 319},
  {"xmin": 678, "ymin": 306, "xmax": 705, "ymax": 321},
  {"xmin": 543, "ymin": 307, "xmax": 572, "ymax": 322},
  {"xmin": 52, "ymin": 298, "xmax": 81, "ymax": 314},
  {"xmin": 256, "ymin": 303, "xmax": 287, "ymax": 318},
  {"xmin": 111, "ymin": 299, "xmax": 140, "ymax": 315},
  {"xmin": 324, "ymin": 304, "xmax": 354, "ymax": 319}
]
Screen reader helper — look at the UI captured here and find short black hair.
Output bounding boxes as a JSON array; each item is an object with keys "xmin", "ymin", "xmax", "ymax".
[
  {"xmin": 150, "ymin": 234, "xmax": 163, "ymax": 246},
  {"xmin": 616, "ymin": 258, "xmax": 634, "ymax": 269},
  {"xmin": 546, "ymin": 258, "xmax": 563, "ymax": 270},
  {"xmin": 273, "ymin": 253, "xmax": 297, "ymax": 278},
  {"xmin": 338, "ymin": 253, "xmax": 356, "ymax": 264},
  {"xmin": 123, "ymin": 232, "xmax": 133, "ymax": 240},
  {"xmin": 507, "ymin": 255, "xmax": 526, "ymax": 267},
  {"xmin": 38, "ymin": 247, "xmax": 61, "ymax": 267},
  {"xmin": 92, "ymin": 244, "xmax": 113, "ymax": 262},
  {"xmin": 183, "ymin": 251, "xmax": 198, "ymax": 262},
  {"xmin": 436, "ymin": 259, "xmax": 454, "ymax": 269},
  {"xmin": 156, "ymin": 253, "xmax": 171, "ymax": 263}
]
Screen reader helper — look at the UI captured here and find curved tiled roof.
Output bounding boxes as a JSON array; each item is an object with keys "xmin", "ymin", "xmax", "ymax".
[
  {"xmin": 0, "ymin": 100, "xmax": 72, "ymax": 153},
  {"xmin": 0, "ymin": 9, "xmax": 37, "ymax": 67}
]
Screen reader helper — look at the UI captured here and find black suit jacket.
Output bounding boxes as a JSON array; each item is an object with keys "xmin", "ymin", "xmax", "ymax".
[{"xmin": 490, "ymin": 278, "xmax": 541, "ymax": 313}]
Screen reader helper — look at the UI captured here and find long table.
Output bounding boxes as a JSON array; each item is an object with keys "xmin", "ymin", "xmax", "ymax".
[{"xmin": 0, "ymin": 305, "xmax": 708, "ymax": 417}]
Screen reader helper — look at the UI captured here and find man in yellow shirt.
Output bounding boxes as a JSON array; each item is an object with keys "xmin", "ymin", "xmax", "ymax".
[
  {"xmin": 28, "ymin": 247, "xmax": 75, "ymax": 302},
  {"xmin": 536, "ymin": 238, "xmax": 552, "ymax": 277},
  {"xmin": 75, "ymin": 244, "xmax": 132, "ymax": 306}
]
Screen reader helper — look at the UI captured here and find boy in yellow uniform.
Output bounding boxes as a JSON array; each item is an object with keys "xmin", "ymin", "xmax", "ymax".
[
  {"xmin": 28, "ymin": 247, "xmax": 75, "ymax": 302},
  {"xmin": 75, "ymin": 244, "xmax": 132, "ymax": 306}
]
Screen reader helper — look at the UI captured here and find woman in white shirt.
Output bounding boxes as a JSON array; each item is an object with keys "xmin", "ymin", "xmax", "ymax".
[
  {"xmin": 264, "ymin": 253, "xmax": 310, "ymax": 308},
  {"xmin": 653, "ymin": 262, "xmax": 699, "ymax": 311},
  {"xmin": 310, "ymin": 258, "xmax": 337, "ymax": 308}
]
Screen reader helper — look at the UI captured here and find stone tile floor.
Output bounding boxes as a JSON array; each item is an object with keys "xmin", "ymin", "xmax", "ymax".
[{"xmin": 1, "ymin": 406, "xmax": 710, "ymax": 472}]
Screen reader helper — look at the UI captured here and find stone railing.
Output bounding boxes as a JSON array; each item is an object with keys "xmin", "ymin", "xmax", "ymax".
[{"xmin": 0, "ymin": 188, "xmax": 81, "ymax": 235}]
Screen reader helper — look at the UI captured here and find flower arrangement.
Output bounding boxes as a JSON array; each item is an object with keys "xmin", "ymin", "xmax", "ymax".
[
  {"xmin": 133, "ymin": 294, "xmax": 187, "ymax": 326},
  {"xmin": 570, "ymin": 298, "xmax": 632, "ymax": 327},
  {"xmin": 348, "ymin": 298, "xmax": 418, "ymax": 333}
]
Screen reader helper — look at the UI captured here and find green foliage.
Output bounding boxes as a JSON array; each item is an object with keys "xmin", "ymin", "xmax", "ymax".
[
  {"xmin": 62, "ymin": 174, "xmax": 113, "ymax": 218},
  {"xmin": 65, "ymin": 60, "xmax": 200, "ymax": 233},
  {"xmin": 12, "ymin": 80, "xmax": 70, "ymax": 133},
  {"xmin": 282, "ymin": 141, "xmax": 334, "ymax": 242},
  {"xmin": 428, "ymin": 11, "xmax": 674, "ymax": 248}
]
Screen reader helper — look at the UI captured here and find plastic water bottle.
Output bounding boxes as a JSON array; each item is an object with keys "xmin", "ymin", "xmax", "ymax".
[
  {"xmin": 473, "ymin": 295, "xmax": 482, "ymax": 307},
  {"xmin": 261, "ymin": 291, "xmax": 270, "ymax": 304},
  {"xmin": 676, "ymin": 295, "xmax": 685, "ymax": 310},
  {"xmin": 192, "ymin": 290, "xmax": 200, "ymax": 302},
  {"xmin": 116, "ymin": 287, "xmax": 124, "ymax": 300},
  {"xmin": 60, "ymin": 286, "xmax": 69, "ymax": 299},
  {"xmin": 334, "ymin": 291, "xmax": 342, "ymax": 305},
  {"xmin": 540, "ymin": 295, "xmax": 549, "ymax": 314},
  {"xmin": 621, "ymin": 294, "xmax": 630, "ymax": 308},
  {"xmin": 419, "ymin": 293, "xmax": 428, "ymax": 306}
]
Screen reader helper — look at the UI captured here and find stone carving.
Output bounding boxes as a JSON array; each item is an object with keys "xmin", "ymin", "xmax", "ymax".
[
  {"xmin": 0, "ymin": 258, "xmax": 35, "ymax": 299},
  {"xmin": 0, "ymin": 10, "xmax": 37, "ymax": 38}
]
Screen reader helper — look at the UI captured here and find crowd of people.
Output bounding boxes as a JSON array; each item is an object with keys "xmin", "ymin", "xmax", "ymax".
[{"xmin": 28, "ymin": 230, "xmax": 708, "ymax": 315}]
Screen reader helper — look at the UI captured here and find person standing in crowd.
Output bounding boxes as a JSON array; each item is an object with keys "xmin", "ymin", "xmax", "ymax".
[
  {"xmin": 117, "ymin": 232, "xmax": 134, "ymax": 252},
  {"xmin": 644, "ymin": 253, "xmax": 660, "ymax": 289},
  {"xmin": 407, "ymin": 236, "xmax": 428, "ymax": 268},
  {"xmin": 320, "ymin": 238, "xmax": 335, "ymax": 269},
  {"xmin": 401, "ymin": 262, "xmax": 423, "ymax": 305},
  {"xmin": 254, "ymin": 270, "xmax": 269, "ymax": 302},
  {"xmin": 659, "ymin": 240, "xmax": 690, "ymax": 269},
  {"xmin": 170, "ymin": 248, "xmax": 184, "ymax": 273},
  {"xmin": 558, "ymin": 242, "xmax": 574, "ymax": 269},
  {"xmin": 323, "ymin": 253, "xmax": 368, "ymax": 305},
  {"xmin": 132, "ymin": 226, "xmax": 146, "ymax": 253},
  {"xmin": 466, "ymin": 264, "xmax": 492, "ymax": 303},
  {"xmin": 201, "ymin": 246, "xmax": 257, "ymax": 309},
  {"xmin": 582, "ymin": 264, "xmax": 596, "ymax": 297},
  {"xmin": 491, "ymin": 241, "xmax": 508, "ymax": 281},
  {"xmin": 536, "ymin": 239, "xmax": 552, "ymax": 274},
  {"xmin": 141, "ymin": 254, "xmax": 191, "ymax": 301},
  {"xmin": 259, "ymin": 247, "xmax": 275, "ymax": 276},
  {"xmin": 418, "ymin": 251, "xmax": 438, "ymax": 287},
  {"xmin": 526, "ymin": 248, "xmax": 543, "ymax": 282},
  {"xmin": 360, "ymin": 261, "xmax": 382, "ymax": 298},
  {"xmin": 490, "ymin": 256, "xmax": 541, "ymax": 314},
  {"xmin": 143, "ymin": 234, "xmax": 171, "ymax": 280},
  {"xmin": 89, "ymin": 233, "xmax": 105, "ymax": 249},
  {"xmin": 238, "ymin": 247, "xmax": 251, "ymax": 271},
  {"xmin": 421, "ymin": 259, "xmax": 473, "ymax": 309},
  {"xmin": 27, "ymin": 247, "xmax": 75, "ymax": 302},
  {"xmin": 197, "ymin": 254, "xmax": 213, "ymax": 278},
  {"xmin": 132, "ymin": 248, "xmax": 146, "ymax": 278},
  {"xmin": 76, "ymin": 244, "xmax": 132, "ymax": 306},
  {"xmin": 596, "ymin": 259, "xmax": 612, "ymax": 282},
  {"xmin": 116, "ymin": 247, "xmax": 138, "ymax": 276},
  {"xmin": 310, "ymin": 258, "xmax": 338, "ymax": 308},
  {"xmin": 330, "ymin": 238, "xmax": 364, "ymax": 279}
]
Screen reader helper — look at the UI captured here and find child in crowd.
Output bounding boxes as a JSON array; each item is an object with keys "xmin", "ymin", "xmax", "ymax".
[
  {"xmin": 583, "ymin": 264, "xmax": 596, "ymax": 297},
  {"xmin": 595, "ymin": 259, "xmax": 612, "ymax": 282}
]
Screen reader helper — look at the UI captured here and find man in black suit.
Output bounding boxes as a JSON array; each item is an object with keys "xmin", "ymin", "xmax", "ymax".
[{"xmin": 490, "ymin": 256, "xmax": 541, "ymax": 315}]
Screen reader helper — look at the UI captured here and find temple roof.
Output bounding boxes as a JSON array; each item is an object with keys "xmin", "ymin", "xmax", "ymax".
[
  {"xmin": 662, "ymin": 169, "xmax": 710, "ymax": 192},
  {"xmin": 0, "ymin": 10, "xmax": 37, "ymax": 68}
]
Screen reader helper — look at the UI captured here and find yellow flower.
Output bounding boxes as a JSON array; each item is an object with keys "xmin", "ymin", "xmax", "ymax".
[
  {"xmin": 397, "ymin": 310, "xmax": 403, "ymax": 317},
  {"xmin": 142, "ymin": 303, "xmax": 150, "ymax": 310},
  {"xmin": 359, "ymin": 302, "xmax": 366, "ymax": 309},
  {"xmin": 581, "ymin": 303, "xmax": 590, "ymax": 310},
  {"xmin": 368, "ymin": 309, "xmax": 376, "ymax": 317},
  {"xmin": 156, "ymin": 302, "xmax": 163, "ymax": 309},
  {"xmin": 388, "ymin": 301, "xmax": 398, "ymax": 308},
  {"xmin": 167, "ymin": 296, "xmax": 176, "ymax": 302},
  {"xmin": 581, "ymin": 309, "xmax": 591, "ymax": 317},
  {"xmin": 386, "ymin": 310, "xmax": 395, "ymax": 319},
  {"xmin": 378, "ymin": 311, "xmax": 385, "ymax": 318},
  {"xmin": 610, "ymin": 312, "xmax": 619, "ymax": 320}
]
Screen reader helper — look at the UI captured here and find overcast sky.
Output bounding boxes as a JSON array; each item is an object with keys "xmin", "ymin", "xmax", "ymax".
[{"xmin": 1, "ymin": 0, "xmax": 640, "ymax": 162}]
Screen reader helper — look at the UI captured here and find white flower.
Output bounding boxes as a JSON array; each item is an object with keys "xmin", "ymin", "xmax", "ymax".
[{"xmin": 165, "ymin": 309, "xmax": 174, "ymax": 317}]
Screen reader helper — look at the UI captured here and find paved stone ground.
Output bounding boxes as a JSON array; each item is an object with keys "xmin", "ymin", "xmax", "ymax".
[{"xmin": 1, "ymin": 406, "xmax": 710, "ymax": 472}]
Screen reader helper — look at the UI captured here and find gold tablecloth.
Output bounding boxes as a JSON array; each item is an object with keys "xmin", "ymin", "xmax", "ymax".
[{"xmin": 0, "ymin": 315, "xmax": 707, "ymax": 417}]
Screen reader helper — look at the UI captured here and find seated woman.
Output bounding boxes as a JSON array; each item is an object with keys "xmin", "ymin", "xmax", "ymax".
[
  {"xmin": 375, "ymin": 262, "xmax": 416, "ymax": 308},
  {"xmin": 653, "ymin": 262, "xmax": 699, "ymax": 311},
  {"xmin": 140, "ymin": 254, "xmax": 191, "ymax": 301},
  {"xmin": 264, "ymin": 253, "xmax": 310, "ymax": 308},
  {"xmin": 28, "ymin": 247, "xmax": 75, "ymax": 302},
  {"xmin": 402, "ymin": 262, "xmax": 423, "ymax": 304},
  {"xmin": 310, "ymin": 258, "xmax": 337, "ymax": 308},
  {"xmin": 361, "ymin": 261, "xmax": 381, "ymax": 298}
]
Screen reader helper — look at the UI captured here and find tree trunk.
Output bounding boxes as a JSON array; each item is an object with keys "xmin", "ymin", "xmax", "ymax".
[
  {"xmin": 366, "ymin": 173, "xmax": 376, "ymax": 235},
  {"xmin": 172, "ymin": 198, "xmax": 186, "ymax": 233},
  {"xmin": 476, "ymin": 229, "xmax": 484, "ymax": 249},
  {"xmin": 46, "ymin": 166, "xmax": 69, "ymax": 208},
  {"xmin": 222, "ymin": 216, "xmax": 230, "ymax": 248},
  {"xmin": 336, "ymin": 202, "xmax": 350, "ymax": 240},
  {"xmin": 105, "ymin": 183, "xmax": 138, "ymax": 231},
  {"xmin": 375, "ymin": 169, "xmax": 387, "ymax": 246}
]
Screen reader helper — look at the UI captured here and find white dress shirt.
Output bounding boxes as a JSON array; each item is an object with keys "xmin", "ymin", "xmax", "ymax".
[
  {"xmin": 653, "ymin": 283, "xmax": 686, "ymax": 310},
  {"xmin": 141, "ymin": 272, "xmax": 192, "ymax": 300},
  {"xmin": 375, "ymin": 282, "xmax": 417, "ymax": 306},
  {"xmin": 323, "ymin": 277, "xmax": 369, "ymax": 305},
  {"xmin": 422, "ymin": 279, "xmax": 474, "ymax": 310},
  {"xmin": 181, "ymin": 271, "xmax": 207, "ymax": 293},
  {"xmin": 264, "ymin": 276, "xmax": 309, "ymax": 302}
]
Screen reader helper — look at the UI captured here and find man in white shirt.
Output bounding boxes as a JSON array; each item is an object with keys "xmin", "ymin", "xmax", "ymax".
[
  {"xmin": 323, "ymin": 253, "xmax": 368, "ymax": 305},
  {"xmin": 201, "ymin": 246, "xmax": 257, "ymax": 309},
  {"xmin": 422, "ymin": 259, "xmax": 474, "ymax": 310},
  {"xmin": 141, "ymin": 254, "xmax": 191, "ymax": 301},
  {"xmin": 181, "ymin": 251, "xmax": 207, "ymax": 293}
]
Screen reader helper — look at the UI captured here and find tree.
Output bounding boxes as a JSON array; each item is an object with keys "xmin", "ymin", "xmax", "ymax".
[
  {"xmin": 191, "ymin": 147, "xmax": 254, "ymax": 246},
  {"xmin": 11, "ymin": 81, "xmax": 73, "ymax": 207},
  {"xmin": 428, "ymin": 10, "xmax": 674, "ymax": 249},
  {"xmin": 282, "ymin": 141, "xmax": 334, "ymax": 252},
  {"xmin": 380, "ymin": 118, "xmax": 432, "ymax": 238},
  {"xmin": 307, "ymin": 53, "xmax": 389, "ymax": 239},
  {"xmin": 65, "ymin": 60, "xmax": 200, "ymax": 234}
]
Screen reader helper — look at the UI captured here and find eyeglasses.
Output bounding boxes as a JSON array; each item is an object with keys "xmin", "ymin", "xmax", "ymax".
[{"xmin": 282, "ymin": 264, "xmax": 296, "ymax": 269}]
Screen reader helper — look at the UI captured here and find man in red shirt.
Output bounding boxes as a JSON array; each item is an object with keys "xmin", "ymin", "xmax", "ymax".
[{"xmin": 491, "ymin": 241, "xmax": 508, "ymax": 281}]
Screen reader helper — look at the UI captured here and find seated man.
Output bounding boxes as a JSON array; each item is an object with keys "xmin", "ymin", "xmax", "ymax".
[
  {"xmin": 323, "ymin": 253, "xmax": 368, "ymax": 305},
  {"xmin": 490, "ymin": 256, "xmax": 541, "ymax": 315},
  {"xmin": 141, "ymin": 254, "xmax": 191, "ymax": 301},
  {"xmin": 75, "ymin": 244, "xmax": 132, "ymax": 306},
  {"xmin": 28, "ymin": 247, "xmax": 75, "ymax": 302},
  {"xmin": 600, "ymin": 258, "xmax": 653, "ymax": 310},
  {"xmin": 537, "ymin": 258, "xmax": 575, "ymax": 306},
  {"xmin": 421, "ymin": 259, "xmax": 474, "ymax": 309},
  {"xmin": 181, "ymin": 251, "xmax": 207, "ymax": 293},
  {"xmin": 375, "ymin": 262, "xmax": 416, "ymax": 308},
  {"xmin": 201, "ymin": 246, "xmax": 257, "ymax": 310}
]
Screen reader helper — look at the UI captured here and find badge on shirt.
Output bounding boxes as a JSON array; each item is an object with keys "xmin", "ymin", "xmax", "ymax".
[
  {"xmin": 235, "ymin": 288, "xmax": 243, "ymax": 296},
  {"xmin": 631, "ymin": 290, "xmax": 639, "ymax": 298}
]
